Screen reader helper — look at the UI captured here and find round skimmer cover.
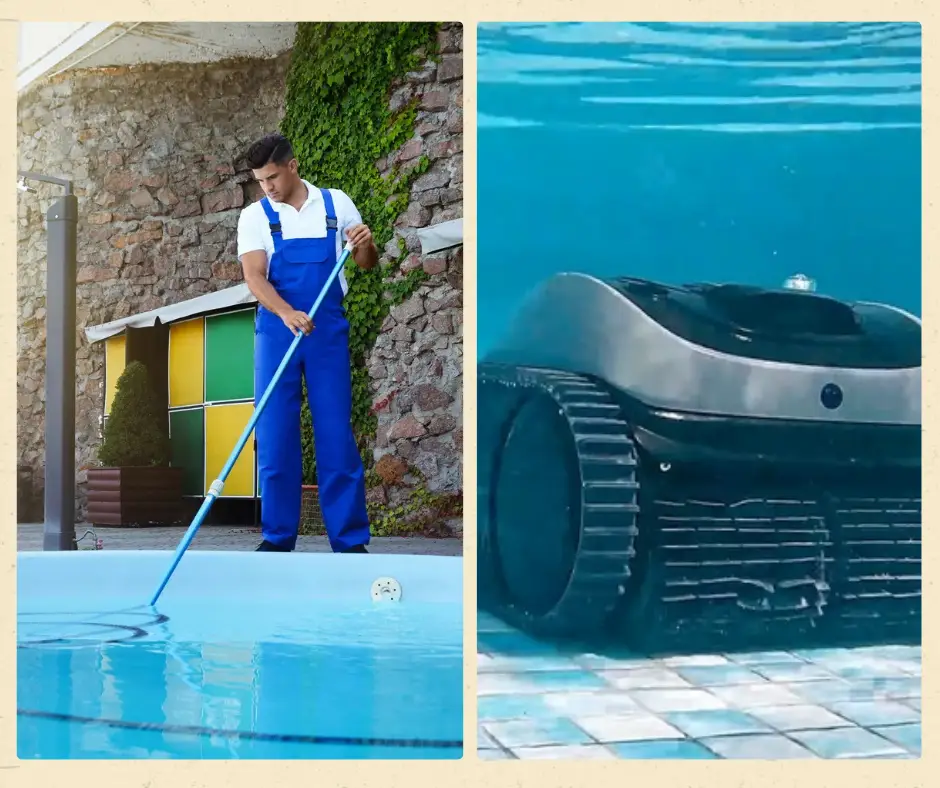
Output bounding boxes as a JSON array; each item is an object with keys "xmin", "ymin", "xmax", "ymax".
[{"xmin": 371, "ymin": 577, "xmax": 402, "ymax": 602}]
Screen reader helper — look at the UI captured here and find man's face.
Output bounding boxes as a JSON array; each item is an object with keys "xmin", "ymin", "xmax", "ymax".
[{"xmin": 251, "ymin": 159, "xmax": 297, "ymax": 202}]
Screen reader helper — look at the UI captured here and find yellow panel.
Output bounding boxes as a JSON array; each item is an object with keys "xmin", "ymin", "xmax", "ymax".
[
  {"xmin": 205, "ymin": 403, "xmax": 256, "ymax": 497},
  {"xmin": 104, "ymin": 335, "xmax": 126, "ymax": 416},
  {"xmin": 169, "ymin": 318, "xmax": 205, "ymax": 407}
]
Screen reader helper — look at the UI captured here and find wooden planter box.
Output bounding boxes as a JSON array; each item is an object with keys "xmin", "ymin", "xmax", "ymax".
[{"xmin": 86, "ymin": 466, "xmax": 184, "ymax": 527}]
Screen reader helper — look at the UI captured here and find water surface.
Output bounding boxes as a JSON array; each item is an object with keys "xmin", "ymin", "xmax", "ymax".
[{"xmin": 477, "ymin": 22, "xmax": 921, "ymax": 356}]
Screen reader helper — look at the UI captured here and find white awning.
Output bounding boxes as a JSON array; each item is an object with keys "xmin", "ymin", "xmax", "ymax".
[
  {"xmin": 416, "ymin": 218, "xmax": 463, "ymax": 254},
  {"xmin": 18, "ymin": 21, "xmax": 296, "ymax": 93},
  {"xmin": 85, "ymin": 284, "xmax": 257, "ymax": 343}
]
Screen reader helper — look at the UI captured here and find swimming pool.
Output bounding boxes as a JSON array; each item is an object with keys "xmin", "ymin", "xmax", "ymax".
[
  {"xmin": 474, "ymin": 23, "xmax": 921, "ymax": 760},
  {"xmin": 477, "ymin": 21, "xmax": 921, "ymax": 356},
  {"xmin": 17, "ymin": 550, "xmax": 464, "ymax": 759}
]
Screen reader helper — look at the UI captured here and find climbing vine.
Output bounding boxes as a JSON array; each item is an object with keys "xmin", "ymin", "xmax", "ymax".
[
  {"xmin": 279, "ymin": 22, "xmax": 441, "ymax": 483},
  {"xmin": 300, "ymin": 467, "xmax": 463, "ymax": 538}
]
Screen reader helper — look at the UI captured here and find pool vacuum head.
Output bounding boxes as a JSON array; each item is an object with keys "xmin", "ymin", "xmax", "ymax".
[{"xmin": 477, "ymin": 273, "xmax": 921, "ymax": 655}]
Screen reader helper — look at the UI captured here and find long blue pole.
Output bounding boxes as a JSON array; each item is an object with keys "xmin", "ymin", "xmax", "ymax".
[{"xmin": 149, "ymin": 243, "xmax": 354, "ymax": 606}]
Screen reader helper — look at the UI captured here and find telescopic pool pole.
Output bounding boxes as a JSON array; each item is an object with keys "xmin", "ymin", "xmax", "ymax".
[{"xmin": 149, "ymin": 241, "xmax": 355, "ymax": 606}]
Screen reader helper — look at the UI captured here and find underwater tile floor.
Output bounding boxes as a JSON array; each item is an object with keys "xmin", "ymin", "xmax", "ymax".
[{"xmin": 477, "ymin": 612, "xmax": 921, "ymax": 760}]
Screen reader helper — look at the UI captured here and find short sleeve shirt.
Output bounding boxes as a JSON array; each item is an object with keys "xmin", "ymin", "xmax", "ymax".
[{"xmin": 236, "ymin": 179, "xmax": 363, "ymax": 296}]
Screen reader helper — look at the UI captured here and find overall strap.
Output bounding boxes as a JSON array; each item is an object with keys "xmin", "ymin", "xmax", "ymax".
[
  {"xmin": 320, "ymin": 188, "xmax": 338, "ymax": 253},
  {"xmin": 260, "ymin": 197, "xmax": 283, "ymax": 252}
]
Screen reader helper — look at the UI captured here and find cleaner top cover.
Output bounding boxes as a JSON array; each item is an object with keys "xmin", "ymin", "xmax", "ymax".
[{"xmin": 484, "ymin": 273, "xmax": 921, "ymax": 426}]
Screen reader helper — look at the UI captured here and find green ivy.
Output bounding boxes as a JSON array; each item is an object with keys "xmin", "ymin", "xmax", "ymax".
[
  {"xmin": 300, "ymin": 467, "xmax": 462, "ymax": 538},
  {"xmin": 280, "ymin": 22, "xmax": 441, "ymax": 483}
]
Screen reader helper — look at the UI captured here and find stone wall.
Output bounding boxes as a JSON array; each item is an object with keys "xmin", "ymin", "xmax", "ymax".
[
  {"xmin": 369, "ymin": 23, "xmax": 464, "ymax": 517},
  {"xmin": 17, "ymin": 54, "xmax": 290, "ymax": 520},
  {"xmin": 16, "ymin": 24, "xmax": 463, "ymax": 527}
]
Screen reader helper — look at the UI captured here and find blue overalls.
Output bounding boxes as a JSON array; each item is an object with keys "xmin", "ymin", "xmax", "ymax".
[{"xmin": 254, "ymin": 188, "xmax": 371, "ymax": 552}]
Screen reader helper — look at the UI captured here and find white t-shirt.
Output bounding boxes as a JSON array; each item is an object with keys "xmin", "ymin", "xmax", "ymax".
[{"xmin": 236, "ymin": 179, "xmax": 363, "ymax": 296}]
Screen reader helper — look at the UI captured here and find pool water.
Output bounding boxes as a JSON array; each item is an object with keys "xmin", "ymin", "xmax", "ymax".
[
  {"xmin": 17, "ymin": 551, "xmax": 463, "ymax": 759},
  {"xmin": 477, "ymin": 21, "xmax": 921, "ymax": 356}
]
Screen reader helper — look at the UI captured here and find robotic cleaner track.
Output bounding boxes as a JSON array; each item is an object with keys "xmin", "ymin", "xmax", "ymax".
[{"xmin": 477, "ymin": 273, "xmax": 921, "ymax": 655}]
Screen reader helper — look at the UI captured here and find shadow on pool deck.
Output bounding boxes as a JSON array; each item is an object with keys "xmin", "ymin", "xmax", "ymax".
[{"xmin": 17, "ymin": 523, "xmax": 462, "ymax": 556}]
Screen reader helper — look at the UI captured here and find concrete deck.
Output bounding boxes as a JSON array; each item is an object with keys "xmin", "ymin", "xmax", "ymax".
[{"xmin": 16, "ymin": 522, "xmax": 463, "ymax": 555}]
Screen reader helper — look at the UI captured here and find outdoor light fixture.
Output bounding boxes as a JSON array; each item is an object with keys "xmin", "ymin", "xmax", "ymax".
[{"xmin": 17, "ymin": 169, "xmax": 78, "ymax": 552}]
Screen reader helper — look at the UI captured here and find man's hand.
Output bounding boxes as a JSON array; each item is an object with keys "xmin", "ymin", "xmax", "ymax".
[
  {"xmin": 345, "ymin": 223, "xmax": 378, "ymax": 270},
  {"xmin": 345, "ymin": 223, "xmax": 373, "ymax": 250},
  {"xmin": 280, "ymin": 309, "xmax": 314, "ymax": 336}
]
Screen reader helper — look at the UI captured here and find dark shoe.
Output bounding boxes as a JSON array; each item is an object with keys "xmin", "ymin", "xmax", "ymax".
[
  {"xmin": 256, "ymin": 540, "xmax": 291, "ymax": 552},
  {"xmin": 342, "ymin": 544, "xmax": 369, "ymax": 554}
]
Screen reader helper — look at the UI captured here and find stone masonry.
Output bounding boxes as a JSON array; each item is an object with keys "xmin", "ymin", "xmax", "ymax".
[
  {"xmin": 370, "ymin": 23, "xmax": 463, "ymax": 512},
  {"xmin": 16, "ymin": 23, "xmax": 463, "ymax": 525}
]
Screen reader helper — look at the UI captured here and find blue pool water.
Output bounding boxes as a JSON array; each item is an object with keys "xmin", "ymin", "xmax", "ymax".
[
  {"xmin": 17, "ymin": 551, "xmax": 463, "ymax": 759},
  {"xmin": 477, "ymin": 22, "xmax": 921, "ymax": 357}
]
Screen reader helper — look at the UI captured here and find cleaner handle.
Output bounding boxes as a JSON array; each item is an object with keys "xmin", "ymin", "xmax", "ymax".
[{"xmin": 149, "ymin": 241, "xmax": 355, "ymax": 606}]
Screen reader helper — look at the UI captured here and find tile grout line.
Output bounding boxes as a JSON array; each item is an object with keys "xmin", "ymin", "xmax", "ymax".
[{"xmin": 478, "ymin": 631, "xmax": 920, "ymax": 758}]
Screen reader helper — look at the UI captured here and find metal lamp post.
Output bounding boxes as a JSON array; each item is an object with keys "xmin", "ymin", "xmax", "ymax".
[{"xmin": 18, "ymin": 170, "xmax": 78, "ymax": 551}]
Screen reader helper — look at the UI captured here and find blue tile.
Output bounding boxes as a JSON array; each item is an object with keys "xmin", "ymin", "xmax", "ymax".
[
  {"xmin": 864, "ymin": 676, "xmax": 922, "ymax": 700},
  {"xmin": 608, "ymin": 739, "xmax": 718, "ymax": 759},
  {"xmin": 702, "ymin": 734, "xmax": 816, "ymax": 759},
  {"xmin": 789, "ymin": 727, "xmax": 905, "ymax": 758},
  {"xmin": 577, "ymin": 652, "xmax": 656, "ymax": 671},
  {"xmin": 752, "ymin": 662, "xmax": 834, "ymax": 682},
  {"xmin": 575, "ymin": 713, "xmax": 685, "ymax": 743},
  {"xmin": 478, "ymin": 673, "xmax": 541, "ymax": 695},
  {"xmin": 478, "ymin": 747, "xmax": 513, "ymax": 760},
  {"xmin": 854, "ymin": 645, "xmax": 921, "ymax": 661},
  {"xmin": 826, "ymin": 700, "xmax": 920, "ymax": 728},
  {"xmin": 786, "ymin": 679, "xmax": 861, "ymax": 705},
  {"xmin": 841, "ymin": 676, "xmax": 922, "ymax": 703},
  {"xmin": 792, "ymin": 647, "xmax": 852, "ymax": 662},
  {"xmin": 478, "ymin": 724, "xmax": 499, "ymax": 748},
  {"xmin": 709, "ymin": 682, "xmax": 806, "ymax": 709},
  {"xmin": 630, "ymin": 688, "xmax": 728, "ymax": 713},
  {"xmin": 825, "ymin": 663, "xmax": 910, "ymax": 682},
  {"xmin": 872, "ymin": 723, "xmax": 920, "ymax": 754},
  {"xmin": 523, "ymin": 669, "xmax": 608, "ymax": 691},
  {"xmin": 663, "ymin": 654, "xmax": 730, "ymax": 667},
  {"xmin": 746, "ymin": 703, "xmax": 851, "ymax": 732},
  {"xmin": 513, "ymin": 744, "xmax": 617, "ymax": 760},
  {"xmin": 598, "ymin": 667, "xmax": 691, "ymax": 690},
  {"xmin": 478, "ymin": 694, "xmax": 553, "ymax": 722},
  {"xmin": 674, "ymin": 664, "xmax": 765, "ymax": 687},
  {"xmin": 726, "ymin": 651, "xmax": 807, "ymax": 666},
  {"xmin": 884, "ymin": 659, "xmax": 922, "ymax": 676},
  {"xmin": 484, "ymin": 717, "xmax": 594, "ymax": 749},
  {"xmin": 664, "ymin": 709, "xmax": 772, "ymax": 739},
  {"xmin": 481, "ymin": 653, "xmax": 583, "ymax": 673},
  {"xmin": 543, "ymin": 690, "xmax": 642, "ymax": 717}
]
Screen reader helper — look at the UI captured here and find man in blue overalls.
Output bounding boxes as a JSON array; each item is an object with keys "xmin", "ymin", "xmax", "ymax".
[{"xmin": 237, "ymin": 133, "xmax": 376, "ymax": 553}]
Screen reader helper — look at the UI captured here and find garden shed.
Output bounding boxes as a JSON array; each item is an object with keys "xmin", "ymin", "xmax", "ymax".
[{"xmin": 87, "ymin": 284, "xmax": 260, "ymax": 503}]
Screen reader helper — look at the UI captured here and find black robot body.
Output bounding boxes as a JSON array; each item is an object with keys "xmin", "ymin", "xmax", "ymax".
[{"xmin": 478, "ymin": 273, "xmax": 921, "ymax": 655}]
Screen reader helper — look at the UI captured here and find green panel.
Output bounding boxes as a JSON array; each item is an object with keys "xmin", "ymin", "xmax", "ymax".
[
  {"xmin": 169, "ymin": 407, "xmax": 205, "ymax": 496},
  {"xmin": 205, "ymin": 310, "xmax": 255, "ymax": 402}
]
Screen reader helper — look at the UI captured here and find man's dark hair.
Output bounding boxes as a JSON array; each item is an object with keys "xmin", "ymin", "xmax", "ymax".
[{"xmin": 245, "ymin": 133, "xmax": 295, "ymax": 169}]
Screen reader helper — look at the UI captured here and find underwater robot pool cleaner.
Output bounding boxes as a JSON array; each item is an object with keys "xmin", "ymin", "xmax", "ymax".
[{"xmin": 477, "ymin": 273, "xmax": 921, "ymax": 655}]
